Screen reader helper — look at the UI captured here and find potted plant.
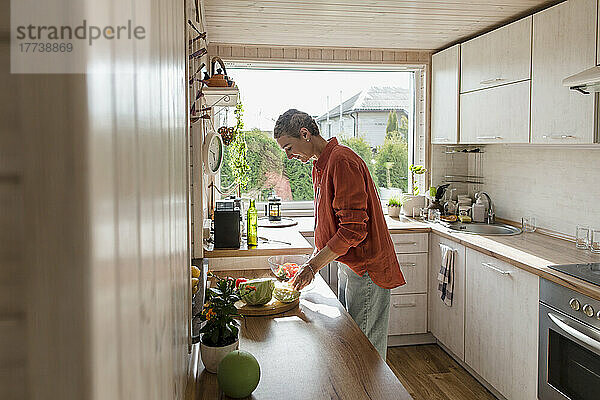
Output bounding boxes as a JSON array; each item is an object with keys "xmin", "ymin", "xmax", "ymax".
[
  {"xmin": 198, "ymin": 271, "xmax": 254, "ymax": 373},
  {"xmin": 401, "ymin": 165, "xmax": 427, "ymax": 217},
  {"xmin": 387, "ymin": 195, "xmax": 403, "ymax": 218}
]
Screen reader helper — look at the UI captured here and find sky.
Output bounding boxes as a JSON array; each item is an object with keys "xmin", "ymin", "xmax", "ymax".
[{"xmin": 222, "ymin": 68, "xmax": 412, "ymax": 131}]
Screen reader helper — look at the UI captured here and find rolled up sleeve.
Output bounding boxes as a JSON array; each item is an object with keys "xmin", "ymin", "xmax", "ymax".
[{"xmin": 325, "ymin": 159, "xmax": 369, "ymax": 255}]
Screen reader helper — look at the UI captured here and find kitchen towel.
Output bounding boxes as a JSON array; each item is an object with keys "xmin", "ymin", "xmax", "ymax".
[{"xmin": 437, "ymin": 244, "xmax": 455, "ymax": 306}]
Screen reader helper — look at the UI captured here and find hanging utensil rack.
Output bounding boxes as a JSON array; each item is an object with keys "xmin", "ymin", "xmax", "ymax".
[{"xmin": 442, "ymin": 145, "xmax": 484, "ymax": 193}]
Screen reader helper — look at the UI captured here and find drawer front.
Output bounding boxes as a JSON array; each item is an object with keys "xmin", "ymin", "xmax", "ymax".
[
  {"xmin": 388, "ymin": 293, "xmax": 428, "ymax": 335},
  {"xmin": 390, "ymin": 233, "xmax": 428, "ymax": 253},
  {"xmin": 391, "ymin": 253, "xmax": 427, "ymax": 295}
]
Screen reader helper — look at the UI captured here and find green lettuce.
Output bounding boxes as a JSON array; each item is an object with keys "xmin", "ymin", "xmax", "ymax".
[
  {"xmin": 238, "ymin": 278, "xmax": 274, "ymax": 305},
  {"xmin": 273, "ymin": 285, "xmax": 300, "ymax": 303}
]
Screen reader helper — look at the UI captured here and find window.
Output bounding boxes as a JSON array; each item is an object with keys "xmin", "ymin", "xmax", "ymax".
[{"xmin": 216, "ymin": 63, "xmax": 419, "ymax": 211}]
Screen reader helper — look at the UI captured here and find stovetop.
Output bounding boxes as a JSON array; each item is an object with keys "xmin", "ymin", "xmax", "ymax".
[{"xmin": 548, "ymin": 263, "xmax": 600, "ymax": 286}]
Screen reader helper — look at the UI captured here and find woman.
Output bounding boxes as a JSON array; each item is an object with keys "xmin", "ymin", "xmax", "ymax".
[{"xmin": 273, "ymin": 109, "xmax": 405, "ymax": 359}]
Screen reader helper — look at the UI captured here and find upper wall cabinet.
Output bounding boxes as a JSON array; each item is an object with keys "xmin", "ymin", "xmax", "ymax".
[
  {"xmin": 461, "ymin": 17, "xmax": 532, "ymax": 93},
  {"xmin": 460, "ymin": 80, "xmax": 530, "ymax": 144},
  {"xmin": 531, "ymin": 0, "xmax": 598, "ymax": 144},
  {"xmin": 431, "ymin": 45, "xmax": 460, "ymax": 144}
]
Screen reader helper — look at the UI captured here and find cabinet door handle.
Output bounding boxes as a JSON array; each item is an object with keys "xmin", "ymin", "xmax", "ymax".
[
  {"xmin": 480, "ymin": 77, "xmax": 505, "ymax": 85},
  {"xmin": 476, "ymin": 136, "xmax": 503, "ymax": 140},
  {"xmin": 399, "ymin": 263, "xmax": 417, "ymax": 267},
  {"xmin": 434, "ymin": 137, "xmax": 450, "ymax": 141},
  {"xmin": 481, "ymin": 262, "xmax": 511, "ymax": 276},
  {"xmin": 394, "ymin": 241, "xmax": 417, "ymax": 246},
  {"xmin": 541, "ymin": 134, "xmax": 576, "ymax": 140},
  {"xmin": 393, "ymin": 303, "xmax": 417, "ymax": 308}
]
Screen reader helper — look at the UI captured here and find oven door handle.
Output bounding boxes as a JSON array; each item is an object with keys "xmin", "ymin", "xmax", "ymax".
[{"xmin": 548, "ymin": 312, "xmax": 600, "ymax": 353}]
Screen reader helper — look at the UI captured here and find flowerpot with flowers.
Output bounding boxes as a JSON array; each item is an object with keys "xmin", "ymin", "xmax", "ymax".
[
  {"xmin": 401, "ymin": 165, "xmax": 427, "ymax": 217},
  {"xmin": 198, "ymin": 272, "xmax": 254, "ymax": 373},
  {"xmin": 387, "ymin": 196, "xmax": 403, "ymax": 218}
]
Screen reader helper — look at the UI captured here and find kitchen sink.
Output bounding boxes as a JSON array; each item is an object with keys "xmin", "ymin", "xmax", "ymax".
[{"xmin": 443, "ymin": 222, "xmax": 522, "ymax": 236}]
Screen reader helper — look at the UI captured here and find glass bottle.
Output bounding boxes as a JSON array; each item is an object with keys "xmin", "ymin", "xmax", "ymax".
[{"xmin": 247, "ymin": 199, "xmax": 258, "ymax": 247}]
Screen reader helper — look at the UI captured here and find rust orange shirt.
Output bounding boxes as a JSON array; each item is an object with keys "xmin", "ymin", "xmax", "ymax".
[{"xmin": 312, "ymin": 137, "xmax": 405, "ymax": 289}]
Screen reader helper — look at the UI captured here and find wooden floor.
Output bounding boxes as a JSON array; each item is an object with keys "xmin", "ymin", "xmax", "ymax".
[{"xmin": 386, "ymin": 345, "xmax": 497, "ymax": 400}]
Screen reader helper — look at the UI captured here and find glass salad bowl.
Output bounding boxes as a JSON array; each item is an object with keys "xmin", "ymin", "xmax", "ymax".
[{"xmin": 267, "ymin": 254, "xmax": 314, "ymax": 290}]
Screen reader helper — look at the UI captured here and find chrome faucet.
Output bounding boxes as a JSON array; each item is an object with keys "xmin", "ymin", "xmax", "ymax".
[{"xmin": 475, "ymin": 192, "xmax": 495, "ymax": 224}]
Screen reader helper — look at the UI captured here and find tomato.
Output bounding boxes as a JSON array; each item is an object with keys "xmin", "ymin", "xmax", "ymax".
[
  {"xmin": 276, "ymin": 263, "xmax": 300, "ymax": 281},
  {"xmin": 235, "ymin": 278, "xmax": 248, "ymax": 288}
]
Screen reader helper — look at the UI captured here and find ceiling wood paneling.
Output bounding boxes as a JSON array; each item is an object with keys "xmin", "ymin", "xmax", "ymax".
[{"xmin": 203, "ymin": 0, "xmax": 561, "ymax": 50}]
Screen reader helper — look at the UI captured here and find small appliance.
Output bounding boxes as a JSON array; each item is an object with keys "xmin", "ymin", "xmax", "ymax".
[{"xmin": 213, "ymin": 199, "xmax": 241, "ymax": 249}]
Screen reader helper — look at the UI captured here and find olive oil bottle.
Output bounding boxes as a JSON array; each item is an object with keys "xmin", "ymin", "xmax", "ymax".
[{"xmin": 246, "ymin": 199, "xmax": 258, "ymax": 247}]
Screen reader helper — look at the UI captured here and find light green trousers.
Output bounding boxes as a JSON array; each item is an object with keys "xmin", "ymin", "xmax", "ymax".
[{"xmin": 338, "ymin": 262, "xmax": 391, "ymax": 359}]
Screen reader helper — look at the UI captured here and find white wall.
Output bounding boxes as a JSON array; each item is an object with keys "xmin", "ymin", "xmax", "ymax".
[
  {"xmin": 468, "ymin": 145, "xmax": 600, "ymax": 236},
  {"xmin": 432, "ymin": 143, "xmax": 600, "ymax": 236}
]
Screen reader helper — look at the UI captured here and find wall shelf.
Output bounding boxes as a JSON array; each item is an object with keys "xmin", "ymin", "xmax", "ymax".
[{"xmin": 203, "ymin": 85, "xmax": 239, "ymax": 107}]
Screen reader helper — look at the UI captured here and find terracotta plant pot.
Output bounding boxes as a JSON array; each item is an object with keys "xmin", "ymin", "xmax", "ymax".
[
  {"xmin": 387, "ymin": 205, "xmax": 401, "ymax": 217},
  {"xmin": 401, "ymin": 195, "xmax": 425, "ymax": 217},
  {"xmin": 200, "ymin": 339, "xmax": 239, "ymax": 373}
]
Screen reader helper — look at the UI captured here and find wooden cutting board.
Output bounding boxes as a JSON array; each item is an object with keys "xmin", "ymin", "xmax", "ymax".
[{"xmin": 235, "ymin": 297, "xmax": 299, "ymax": 316}]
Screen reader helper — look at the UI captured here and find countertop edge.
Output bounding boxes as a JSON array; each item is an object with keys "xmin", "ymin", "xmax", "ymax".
[{"xmin": 428, "ymin": 225, "xmax": 600, "ymax": 301}]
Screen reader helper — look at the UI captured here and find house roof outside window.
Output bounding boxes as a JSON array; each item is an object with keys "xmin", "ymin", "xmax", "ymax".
[{"xmin": 315, "ymin": 86, "xmax": 409, "ymax": 122}]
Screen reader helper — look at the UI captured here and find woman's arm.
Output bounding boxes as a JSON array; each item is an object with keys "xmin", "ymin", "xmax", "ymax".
[{"xmin": 290, "ymin": 245, "xmax": 339, "ymax": 291}]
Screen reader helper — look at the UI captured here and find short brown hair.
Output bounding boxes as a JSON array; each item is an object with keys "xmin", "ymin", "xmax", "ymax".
[{"xmin": 273, "ymin": 109, "xmax": 320, "ymax": 139}]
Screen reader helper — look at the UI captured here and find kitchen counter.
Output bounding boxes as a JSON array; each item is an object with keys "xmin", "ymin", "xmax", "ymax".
[
  {"xmin": 295, "ymin": 215, "xmax": 600, "ymax": 300},
  {"xmin": 206, "ymin": 215, "xmax": 600, "ymax": 300},
  {"xmin": 429, "ymin": 222, "xmax": 600, "ymax": 300},
  {"xmin": 189, "ymin": 269, "xmax": 413, "ymax": 400},
  {"xmin": 204, "ymin": 225, "xmax": 313, "ymax": 258}
]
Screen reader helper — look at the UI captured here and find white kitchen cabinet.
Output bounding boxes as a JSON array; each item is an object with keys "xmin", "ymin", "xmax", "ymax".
[
  {"xmin": 428, "ymin": 235, "xmax": 466, "ymax": 361},
  {"xmin": 388, "ymin": 294, "xmax": 428, "ymax": 335},
  {"xmin": 461, "ymin": 16, "xmax": 532, "ymax": 93},
  {"xmin": 392, "ymin": 253, "xmax": 428, "ymax": 295},
  {"xmin": 531, "ymin": 0, "xmax": 597, "ymax": 144},
  {"xmin": 388, "ymin": 233, "xmax": 428, "ymax": 337},
  {"xmin": 459, "ymin": 80, "xmax": 530, "ymax": 144},
  {"xmin": 464, "ymin": 248, "xmax": 539, "ymax": 400},
  {"xmin": 432, "ymin": 45, "xmax": 460, "ymax": 144},
  {"xmin": 390, "ymin": 233, "xmax": 428, "ymax": 253}
]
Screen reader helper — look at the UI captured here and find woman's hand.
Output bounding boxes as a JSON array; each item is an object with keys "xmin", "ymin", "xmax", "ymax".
[{"xmin": 290, "ymin": 263, "xmax": 315, "ymax": 291}]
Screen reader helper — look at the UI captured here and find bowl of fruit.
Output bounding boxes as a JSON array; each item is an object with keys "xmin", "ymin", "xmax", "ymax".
[{"xmin": 267, "ymin": 255, "xmax": 311, "ymax": 287}]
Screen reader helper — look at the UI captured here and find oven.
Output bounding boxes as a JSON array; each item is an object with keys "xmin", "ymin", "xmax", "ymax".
[{"xmin": 539, "ymin": 278, "xmax": 600, "ymax": 399}]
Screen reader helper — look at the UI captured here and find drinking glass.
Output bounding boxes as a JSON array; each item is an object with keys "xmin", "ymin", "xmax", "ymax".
[
  {"xmin": 590, "ymin": 229, "xmax": 600, "ymax": 254},
  {"xmin": 412, "ymin": 207, "xmax": 421, "ymax": 220},
  {"xmin": 428, "ymin": 209, "xmax": 441, "ymax": 222},
  {"xmin": 575, "ymin": 225, "xmax": 590, "ymax": 249},
  {"xmin": 521, "ymin": 216, "xmax": 536, "ymax": 233}
]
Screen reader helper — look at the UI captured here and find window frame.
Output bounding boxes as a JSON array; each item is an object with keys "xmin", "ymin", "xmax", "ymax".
[{"xmin": 216, "ymin": 61, "xmax": 428, "ymax": 216}]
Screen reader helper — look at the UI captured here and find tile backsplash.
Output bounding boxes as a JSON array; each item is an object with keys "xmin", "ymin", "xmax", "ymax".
[
  {"xmin": 470, "ymin": 145, "xmax": 600, "ymax": 236},
  {"xmin": 432, "ymin": 144, "xmax": 600, "ymax": 237}
]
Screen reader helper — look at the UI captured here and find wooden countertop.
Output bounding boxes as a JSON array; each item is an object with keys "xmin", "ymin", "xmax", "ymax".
[
  {"xmin": 204, "ymin": 225, "xmax": 313, "ymax": 258},
  {"xmin": 190, "ymin": 269, "xmax": 413, "ymax": 400},
  {"xmin": 209, "ymin": 216, "xmax": 600, "ymax": 299},
  {"xmin": 294, "ymin": 216, "xmax": 600, "ymax": 300},
  {"xmin": 429, "ymin": 224, "xmax": 600, "ymax": 301}
]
